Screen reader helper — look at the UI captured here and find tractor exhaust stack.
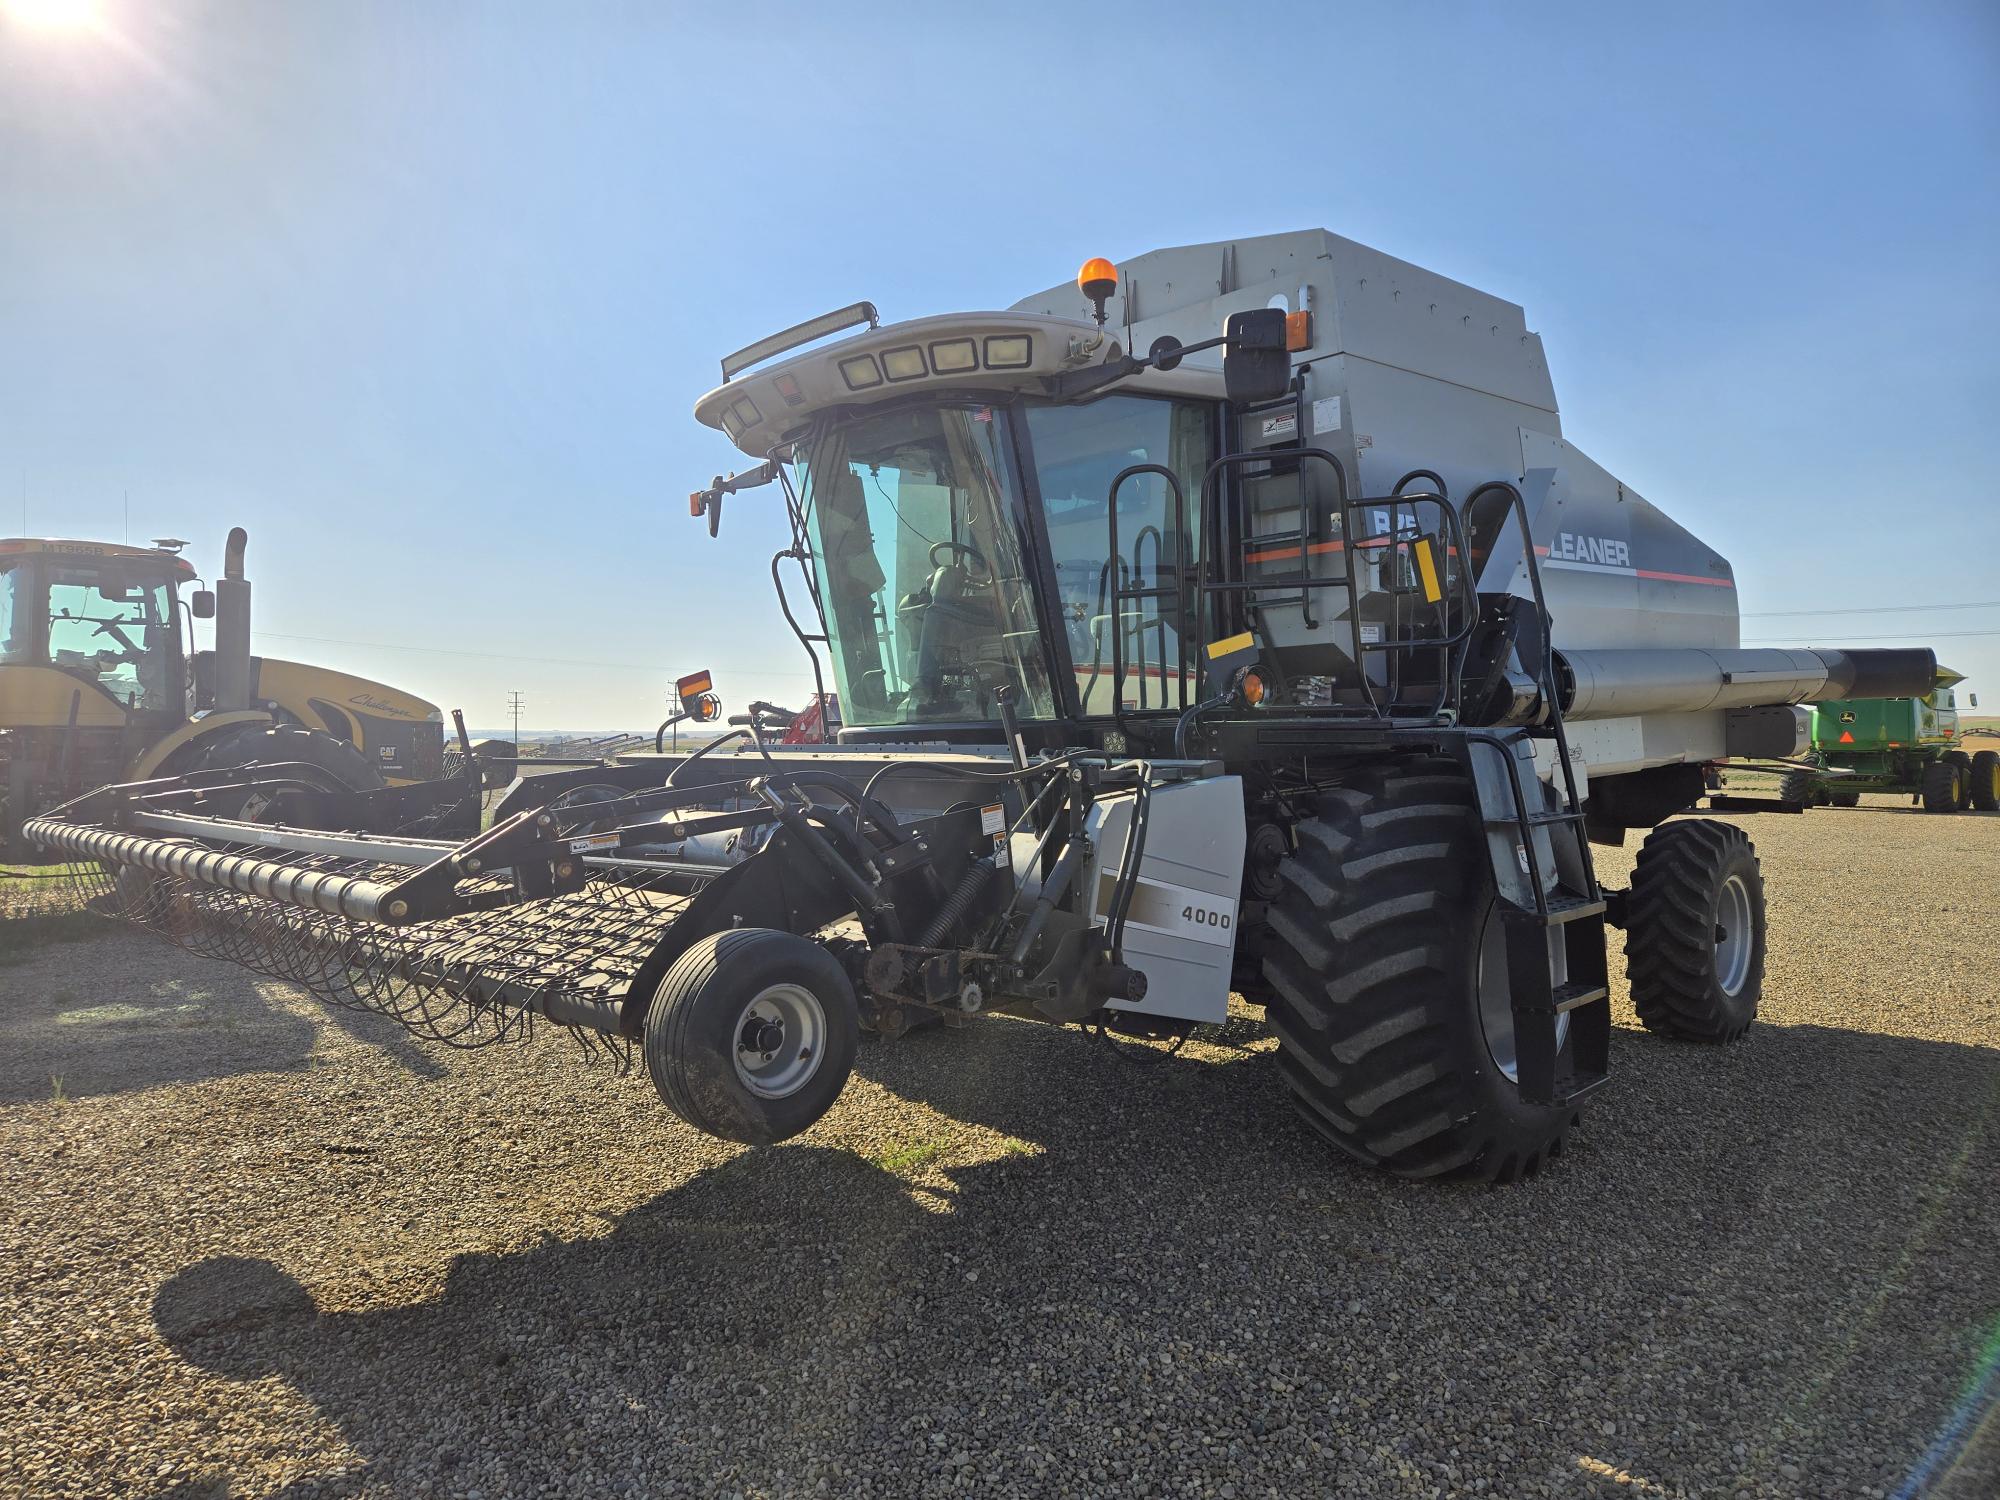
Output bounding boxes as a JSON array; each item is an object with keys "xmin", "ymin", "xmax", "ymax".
[{"xmin": 212, "ymin": 525, "xmax": 253, "ymax": 711}]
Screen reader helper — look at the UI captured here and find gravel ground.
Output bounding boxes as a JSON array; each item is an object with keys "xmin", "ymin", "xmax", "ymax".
[{"xmin": 1, "ymin": 800, "xmax": 1995, "ymax": 1500}]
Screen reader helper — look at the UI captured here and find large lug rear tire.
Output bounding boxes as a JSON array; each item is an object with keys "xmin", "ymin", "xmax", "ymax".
[
  {"xmin": 644, "ymin": 928, "xmax": 860, "ymax": 1146},
  {"xmin": 1971, "ymin": 750, "xmax": 2000, "ymax": 813},
  {"xmin": 1920, "ymin": 758, "xmax": 1962, "ymax": 814},
  {"xmin": 1777, "ymin": 770, "xmax": 1819, "ymax": 807},
  {"xmin": 1828, "ymin": 791, "xmax": 1861, "ymax": 808},
  {"xmin": 1624, "ymin": 819, "xmax": 1765, "ymax": 1043},
  {"xmin": 1259, "ymin": 757, "xmax": 1579, "ymax": 1183}
]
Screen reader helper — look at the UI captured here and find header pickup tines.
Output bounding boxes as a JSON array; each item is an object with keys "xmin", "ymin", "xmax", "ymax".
[{"xmin": 721, "ymin": 302, "xmax": 881, "ymax": 383}]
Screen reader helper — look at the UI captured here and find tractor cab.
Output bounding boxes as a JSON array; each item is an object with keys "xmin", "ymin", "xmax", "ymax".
[{"xmin": 0, "ymin": 539, "xmax": 196, "ymax": 728}]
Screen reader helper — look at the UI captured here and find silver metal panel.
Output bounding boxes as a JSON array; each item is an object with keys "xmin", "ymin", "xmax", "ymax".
[{"xmin": 1083, "ymin": 776, "xmax": 1246, "ymax": 1025}]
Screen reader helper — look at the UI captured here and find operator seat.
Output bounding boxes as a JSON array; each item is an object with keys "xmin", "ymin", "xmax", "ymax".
[{"xmin": 902, "ymin": 552, "xmax": 1006, "ymax": 704}]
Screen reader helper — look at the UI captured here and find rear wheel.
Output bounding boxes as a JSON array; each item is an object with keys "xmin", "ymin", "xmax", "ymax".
[
  {"xmin": 1921, "ymin": 758, "xmax": 1962, "ymax": 813},
  {"xmin": 1972, "ymin": 750, "xmax": 2000, "ymax": 813},
  {"xmin": 1259, "ymin": 758, "xmax": 1578, "ymax": 1182},
  {"xmin": 644, "ymin": 928, "xmax": 860, "ymax": 1145},
  {"xmin": 1945, "ymin": 750, "xmax": 1975, "ymax": 811},
  {"xmin": 1624, "ymin": 820, "xmax": 1765, "ymax": 1043},
  {"xmin": 1777, "ymin": 770, "xmax": 1818, "ymax": 806},
  {"xmin": 1828, "ymin": 791, "xmax": 1861, "ymax": 808}
]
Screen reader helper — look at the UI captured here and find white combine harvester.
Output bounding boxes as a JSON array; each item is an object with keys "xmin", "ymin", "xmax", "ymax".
[{"xmin": 31, "ymin": 230, "xmax": 1933, "ymax": 1183}]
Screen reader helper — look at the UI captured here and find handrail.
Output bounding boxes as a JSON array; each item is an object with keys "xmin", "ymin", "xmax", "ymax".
[{"xmin": 1103, "ymin": 463, "xmax": 1192, "ymax": 730}]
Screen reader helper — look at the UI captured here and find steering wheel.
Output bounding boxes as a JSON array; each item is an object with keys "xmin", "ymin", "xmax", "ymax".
[
  {"xmin": 928, "ymin": 539, "xmax": 993, "ymax": 586},
  {"xmin": 91, "ymin": 618, "xmax": 144, "ymax": 656}
]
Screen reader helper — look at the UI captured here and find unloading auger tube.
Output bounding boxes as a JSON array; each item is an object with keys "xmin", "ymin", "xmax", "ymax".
[{"xmin": 36, "ymin": 228, "xmax": 1949, "ymax": 1181}]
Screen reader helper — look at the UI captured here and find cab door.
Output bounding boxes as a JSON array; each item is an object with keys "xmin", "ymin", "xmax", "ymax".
[{"xmin": 1023, "ymin": 396, "xmax": 1213, "ymax": 719}]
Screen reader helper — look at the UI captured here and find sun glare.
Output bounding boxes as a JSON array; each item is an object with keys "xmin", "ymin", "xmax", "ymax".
[{"xmin": 2, "ymin": 0, "xmax": 102, "ymax": 31}]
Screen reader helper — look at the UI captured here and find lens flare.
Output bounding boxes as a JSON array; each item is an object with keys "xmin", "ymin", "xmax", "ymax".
[{"xmin": 2, "ymin": 0, "xmax": 101, "ymax": 29}]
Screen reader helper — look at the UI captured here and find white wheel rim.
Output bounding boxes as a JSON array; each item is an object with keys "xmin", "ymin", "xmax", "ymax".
[
  {"xmin": 732, "ymin": 982, "xmax": 826, "ymax": 1099},
  {"xmin": 1715, "ymin": 872, "xmax": 1754, "ymax": 997}
]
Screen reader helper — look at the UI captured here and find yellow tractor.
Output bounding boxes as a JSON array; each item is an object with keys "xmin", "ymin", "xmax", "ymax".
[{"xmin": 1, "ymin": 527, "xmax": 496, "ymax": 857}]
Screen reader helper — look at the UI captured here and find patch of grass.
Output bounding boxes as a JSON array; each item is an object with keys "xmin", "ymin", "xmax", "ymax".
[
  {"xmin": 997, "ymin": 1136, "xmax": 1037, "ymax": 1157},
  {"xmin": 872, "ymin": 1139, "xmax": 950, "ymax": 1175},
  {"xmin": 49, "ymin": 1074, "xmax": 67, "ymax": 1104}
]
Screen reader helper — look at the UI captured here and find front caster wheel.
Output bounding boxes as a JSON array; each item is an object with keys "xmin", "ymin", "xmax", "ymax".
[
  {"xmin": 644, "ymin": 929, "xmax": 860, "ymax": 1145},
  {"xmin": 1624, "ymin": 820, "xmax": 1765, "ymax": 1043}
]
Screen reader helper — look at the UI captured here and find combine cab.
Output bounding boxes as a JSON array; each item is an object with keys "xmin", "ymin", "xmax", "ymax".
[{"xmin": 28, "ymin": 231, "xmax": 1941, "ymax": 1181}]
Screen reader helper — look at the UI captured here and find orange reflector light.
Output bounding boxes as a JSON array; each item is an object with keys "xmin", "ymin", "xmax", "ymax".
[
  {"xmin": 1285, "ymin": 309, "xmax": 1313, "ymax": 352},
  {"xmin": 1240, "ymin": 670, "xmax": 1267, "ymax": 707},
  {"xmin": 689, "ymin": 492, "xmax": 705, "ymax": 518},
  {"xmin": 1838, "ymin": 731, "xmax": 1854, "ymax": 743},
  {"xmin": 676, "ymin": 669, "xmax": 713, "ymax": 698}
]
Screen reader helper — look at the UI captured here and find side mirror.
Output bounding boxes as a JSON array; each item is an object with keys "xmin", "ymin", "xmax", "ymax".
[
  {"xmin": 1971, "ymin": 693, "xmax": 1980, "ymax": 708},
  {"xmin": 1222, "ymin": 308, "xmax": 1292, "ymax": 404},
  {"xmin": 190, "ymin": 590, "xmax": 216, "ymax": 620}
]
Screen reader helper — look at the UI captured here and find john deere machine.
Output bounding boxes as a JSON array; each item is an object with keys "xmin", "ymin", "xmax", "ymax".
[
  {"xmin": 1779, "ymin": 667, "xmax": 1993, "ymax": 812},
  {"xmin": 1, "ymin": 527, "xmax": 488, "ymax": 858},
  {"xmin": 28, "ymin": 231, "xmax": 1939, "ymax": 1181}
]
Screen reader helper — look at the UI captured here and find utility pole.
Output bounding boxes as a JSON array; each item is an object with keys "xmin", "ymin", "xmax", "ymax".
[{"xmin": 507, "ymin": 690, "xmax": 524, "ymax": 745}]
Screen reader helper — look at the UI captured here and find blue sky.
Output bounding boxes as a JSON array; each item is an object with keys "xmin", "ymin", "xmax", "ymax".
[{"xmin": 4, "ymin": 0, "xmax": 1996, "ymax": 729}]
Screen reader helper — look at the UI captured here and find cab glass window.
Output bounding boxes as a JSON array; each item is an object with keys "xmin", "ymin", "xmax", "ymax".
[
  {"xmin": 1025, "ymin": 396, "xmax": 1211, "ymax": 715},
  {"xmin": 798, "ymin": 404, "xmax": 1056, "ymax": 726},
  {"xmin": 0, "ymin": 563, "xmax": 26, "ymax": 664},
  {"xmin": 45, "ymin": 566, "xmax": 177, "ymax": 712}
]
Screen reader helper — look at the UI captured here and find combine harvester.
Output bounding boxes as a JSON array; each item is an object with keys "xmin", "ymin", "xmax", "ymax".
[
  {"xmin": 29, "ymin": 231, "xmax": 1936, "ymax": 1180},
  {"xmin": 1779, "ymin": 667, "xmax": 1992, "ymax": 812}
]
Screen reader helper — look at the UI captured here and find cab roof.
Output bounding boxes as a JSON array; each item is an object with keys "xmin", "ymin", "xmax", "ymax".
[{"xmin": 0, "ymin": 538, "xmax": 197, "ymax": 575}]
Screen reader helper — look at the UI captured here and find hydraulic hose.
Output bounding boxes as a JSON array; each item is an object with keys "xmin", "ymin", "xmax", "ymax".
[
  {"xmin": 859, "ymin": 750, "xmax": 1091, "ymax": 803},
  {"xmin": 754, "ymin": 769, "xmax": 909, "ymax": 846},
  {"xmin": 1105, "ymin": 772, "xmax": 1152, "ymax": 966},
  {"xmin": 662, "ymin": 727, "xmax": 773, "ymax": 787}
]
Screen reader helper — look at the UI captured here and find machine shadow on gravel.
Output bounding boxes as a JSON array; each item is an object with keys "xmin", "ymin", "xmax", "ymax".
[
  {"xmin": 0, "ymin": 936, "xmax": 445, "ymax": 1107},
  {"xmin": 148, "ymin": 1017, "xmax": 1998, "ymax": 1499}
]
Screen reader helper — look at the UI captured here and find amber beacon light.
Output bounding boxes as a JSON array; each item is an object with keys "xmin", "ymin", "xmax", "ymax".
[{"xmin": 1077, "ymin": 257, "xmax": 1119, "ymax": 325}]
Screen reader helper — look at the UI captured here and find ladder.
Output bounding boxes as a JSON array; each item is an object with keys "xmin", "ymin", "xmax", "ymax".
[{"xmin": 1451, "ymin": 480, "xmax": 1609, "ymax": 1109}]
